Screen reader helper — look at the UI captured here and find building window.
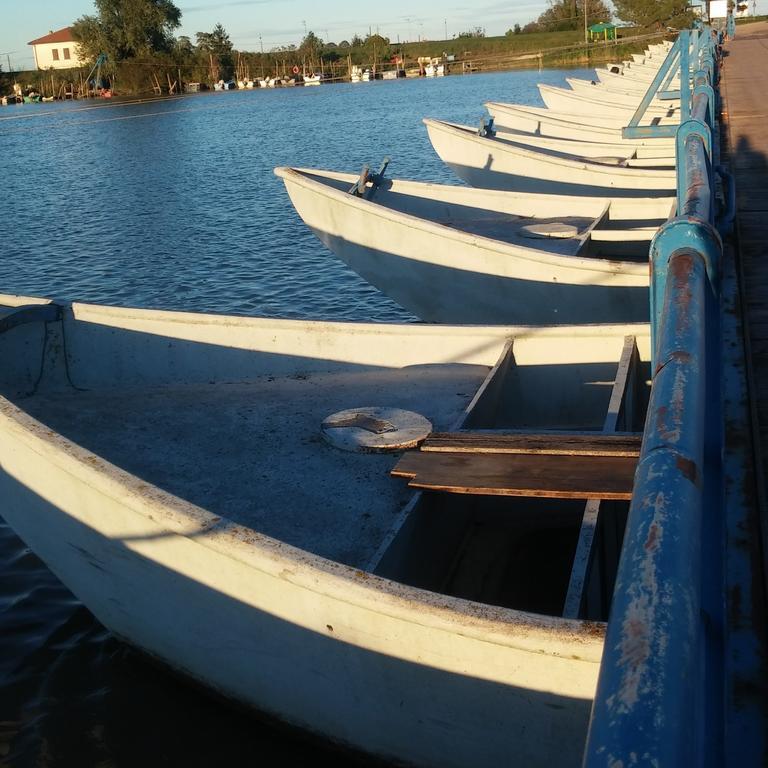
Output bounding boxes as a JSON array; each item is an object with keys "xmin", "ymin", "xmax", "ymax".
[
  {"xmin": 63, "ymin": 48, "xmax": 70, "ymax": 60},
  {"xmin": 52, "ymin": 49, "xmax": 59, "ymax": 61}
]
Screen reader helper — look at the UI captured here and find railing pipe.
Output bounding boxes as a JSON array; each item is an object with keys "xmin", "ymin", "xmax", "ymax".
[
  {"xmin": 583, "ymin": 21, "xmax": 726, "ymax": 767},
  {"xmin": 583, "ymin": 251, "xmax": 708, "ymax": 767},
  {"xmin": 680, "ymin": 30, "xmax": 691, "ymax": 123},
  {"xmin": 680, "ymin": 135, "xmax": 713, "ymax": 221}
]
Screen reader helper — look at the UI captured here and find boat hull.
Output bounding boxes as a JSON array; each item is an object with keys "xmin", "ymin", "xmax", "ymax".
[
  {"xmin": 537, "ymin": 85, "xmax": 679, "ymax": 119},
  {"xmin": 425, "ymin": 119, "xmax": 676, "ymax": 198},
  {"xmin": 0, "ymin": 299, "xmax": 640, "ymax": 767},
  {"xmin": 484, "ymin": 103, "xmax": 676, "ymax": 146},
  {"xmin": 276, "ymin": 168, "xmax": 660, "ymax": 324}
]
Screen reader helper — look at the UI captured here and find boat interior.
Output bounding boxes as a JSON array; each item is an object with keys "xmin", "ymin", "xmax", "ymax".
[
  {"xmin": 0, "ymin": 298, "xmax": 651, "ymax": 624},
  {"xmin": 284, "ymin": 168, "xmax": 676, "ymax": 261}
]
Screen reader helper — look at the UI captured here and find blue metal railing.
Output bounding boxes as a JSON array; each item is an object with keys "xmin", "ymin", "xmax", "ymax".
[
  {"xmin": 622, "ymin": 25, "xmax": 720, "ymax": 141},
  {"xmin": 583, "ymin": 21, "xmax": 729, "ymax": 767}
]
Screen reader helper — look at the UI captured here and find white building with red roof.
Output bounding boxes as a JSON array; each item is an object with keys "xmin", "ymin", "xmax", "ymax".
[{"xmin": 28, "ymin": 27, "xmax": 84, "ymax": 70}]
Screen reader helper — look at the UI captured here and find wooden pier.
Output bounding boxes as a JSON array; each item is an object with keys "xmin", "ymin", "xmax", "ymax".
[{"xmin": 721, "ymin": 23, "xmax": 768, "ymax": 555}]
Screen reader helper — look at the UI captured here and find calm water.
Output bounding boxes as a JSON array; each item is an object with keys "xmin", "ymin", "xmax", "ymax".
[{"xmin": 1, "ymin": 68, "xmax": 593, "ymax": 767}]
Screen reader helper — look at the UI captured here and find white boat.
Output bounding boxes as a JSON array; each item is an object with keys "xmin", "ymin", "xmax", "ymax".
[
  {"xmin": 537, "ymin": 84, "xmax": 680, "ymax": 119},
  {"xmin": 565, "ymin": 76, "xmax": 679, "ymax": 99},
  {"xmin": 492, "ymin": 129, "xmax": 674, "ymax": 162},
  {"xmin": 0, "ymin": 292, "xmax": 652, "ymax": 768},
  {"xmin": 484, "ymin": 103, "xmax": 676, "ymax": 145},
  {"xmin": 424, "ymin": 119, "xmax": 676, "ymax": 197},
  {"xmin": 425, "ymin": 63, "xmax": 446, "ymax": 77},
  {"xmin": 275, "ymin": 166, "xmax": 674, "ymax": 324},
  {"xmin": 592, "ymin": 68, "xmax": 680, "ymax": 92},
  {"xmin": 620, "ymin": 60, "xmax": 666, "ymax": 75},
  {"xmin": 595, "ymin": 65, "xmax": 658, "ymax": 84},
  {"xmin": 303, "ymin": 73, "xmax": 323, "ymax": 86},
  {"xmin": 351, "ymin": 65, "xmax": 364, "ymax": 83}
]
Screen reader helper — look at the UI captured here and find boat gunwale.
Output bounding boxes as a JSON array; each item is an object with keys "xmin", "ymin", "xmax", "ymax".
[
  {"xmin": 275, "ymin": 166, "xmax": 654, "ymax": 278},
  {"xmin": 442, "ymin": 119, "xmax": 677, "ymax": 164},
  {"xmin": 537, "ymin": 83, "xmax": 679, "ymax": 115},
  {"xmin": 483, "ymin": 102, "xmax": 678, "ymax": 138},
  {"xmin": 423, "ymin": 119, "xmax": 677, "ymax": 183},
  {"xmin": 0, "ymin": 303, "xmax": 659, "ymax": 655},
  {"xmin": 0, "ymin": 392, "xmax": 609, "ymax": 655},
  {"xmin": 487, "ymin": 125, "xmax": 672, "ymax": 158}
]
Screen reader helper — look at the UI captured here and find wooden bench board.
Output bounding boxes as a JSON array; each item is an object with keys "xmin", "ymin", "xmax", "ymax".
[
  {"xmin": 392, "ymin": 451, "xmax": 637, "ymax": 500},
  {"xmin": 421, "ymin": 432, "xmax": 642, "ymax": 457}
]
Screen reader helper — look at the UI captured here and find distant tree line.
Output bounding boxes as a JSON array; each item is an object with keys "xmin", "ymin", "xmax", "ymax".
[
  {"xmin": 70, "ymin": 0, "xmax": 404, "ymax": 84},
  {"xmin": 506, "ymin": 0, "xmax": 694, "ymax": 35},
  {"xmin": 66, "ymin": 0, "xmax": 697, "ymax": 91}
]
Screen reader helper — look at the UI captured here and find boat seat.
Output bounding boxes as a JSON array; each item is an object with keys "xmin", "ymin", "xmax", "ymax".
[
  {"xmin": 520, "ymin": 222, "xmax": 580, "ymax": 239},
  {"xmin": 391, "ymin": 432, "xmax": 641, "ymax": 500},
  {"xmin": 0, "ymin": 303, "xmax": 61, "ymax": 335}
]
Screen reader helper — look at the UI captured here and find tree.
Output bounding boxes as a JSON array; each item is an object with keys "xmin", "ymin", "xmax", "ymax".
[
  {"xmin": 298, "ymin": 31, "xmax": 323, "ymax": 64},
  {"xmin": 196, "ymin": 23, "xmax": 233, "ymax": 80},
  {"xmin": 350, "ymin": 34, "xmax": 363, "ymax": 47},
  {"xmin": 531, "ymin": 0, "xmax": 613, "ymax": 31},
  {"xmin": 613, "ymin": 0, "xmax": 693, "ymax": 29},
  {"xmin": 457, "ymin": 27, "xmax": 486, "ymax": 38},
  {"xmin": 195, "ymin": 23, "xmax": 232, "ymax": 56},
  {"xmin": 72, "ymin": 0, "xmax": 181, "ymax": 61},
  {"xmin": 363, "ymin": 33, "xmax": 390, "ymax": 61},
  {"xmin": 175, "ymin": 35, "xmax": 194, "ymax": 56}
]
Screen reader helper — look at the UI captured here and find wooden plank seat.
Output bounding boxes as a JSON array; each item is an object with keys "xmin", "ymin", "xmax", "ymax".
[
  {"xmin": 0, "ymin": 303, "xmax": 60, "ymax": 334},
  {"xmin": 391, "ymin": 433, "xmax": 639, "ymax": 500},
  {"xmin": 419, "ymin": 432, "xmax": 642, "ymax": 456}
]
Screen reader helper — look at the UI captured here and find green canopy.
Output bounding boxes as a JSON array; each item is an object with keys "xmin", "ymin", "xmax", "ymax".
[{"xmin": 588, "ymin": 22, "xmax": 617, "ymax": 40}]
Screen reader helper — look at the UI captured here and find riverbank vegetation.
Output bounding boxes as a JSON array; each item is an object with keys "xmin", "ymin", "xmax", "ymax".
[{"xmin": 0, "ymin": 0, "xmax": 724, "ymax": 98}]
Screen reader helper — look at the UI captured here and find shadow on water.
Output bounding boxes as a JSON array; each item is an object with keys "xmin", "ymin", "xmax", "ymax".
[{"xmin": 0, "ymin": 529, "xmax": 365, "ymax": 767}]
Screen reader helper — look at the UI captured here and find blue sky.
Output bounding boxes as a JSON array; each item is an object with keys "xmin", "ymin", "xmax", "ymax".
[{"xmin": 3, "ymin": 0, "xmax": 767, "ymax": 70}]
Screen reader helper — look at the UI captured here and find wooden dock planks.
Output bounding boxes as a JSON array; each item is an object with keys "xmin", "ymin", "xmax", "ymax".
[{"xmin": 721, "ymin": 22, "xmax": 768, "ymax": 496}]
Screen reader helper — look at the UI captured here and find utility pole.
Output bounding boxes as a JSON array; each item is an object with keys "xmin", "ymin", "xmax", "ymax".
[
  {"xmin": 584, "ymin": 0, "xmax": 588, "ymax": 44},
  {"xmin": 1, "ymin": 52, "xmax": 13, "ymax": 77},
  {"xmin": 444, "ymin": 19, "xmax": 447, "ymax": 40}
]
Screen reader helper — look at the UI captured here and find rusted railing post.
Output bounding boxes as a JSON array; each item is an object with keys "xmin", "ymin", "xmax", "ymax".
[{"xmin": 583, "ymin": 21, "xmax": 725, "ymax": 767}]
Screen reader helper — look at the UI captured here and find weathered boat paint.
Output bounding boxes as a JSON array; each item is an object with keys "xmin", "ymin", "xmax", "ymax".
[
  {"xmin": 424, "ymin": 119, "xmax": 677, "ymax": 197},
  {"xmin": 537, "ymin": 84, "xmax": 680, "ymax": 119},
  {"xmin": 276, "ymin": 167, "xmax": 676, "ymax": 323},
  {"xmin": 484, "ymin": 103, "xmax": 677, "ymax": 145},
  {"xmin": 0, "ymin": 297, "xmax": 653, "ymax": 767}
]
